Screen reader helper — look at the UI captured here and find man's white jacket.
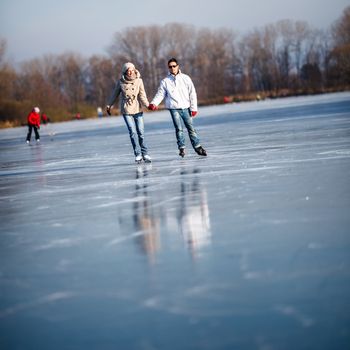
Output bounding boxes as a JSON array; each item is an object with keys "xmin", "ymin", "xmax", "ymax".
[{"xmin": 151, "ymin": 71, "xmax": 197, "ymax": 111}]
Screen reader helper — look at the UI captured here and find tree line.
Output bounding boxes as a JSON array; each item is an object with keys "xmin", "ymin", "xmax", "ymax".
[{"xmin": 0, "ymin": 6, "xmax": 349, "ymax": 127}]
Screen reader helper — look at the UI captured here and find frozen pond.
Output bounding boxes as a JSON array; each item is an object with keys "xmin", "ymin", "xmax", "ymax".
[{"xmin": 1, "ymin": 92, "xmax": 350, "ymax": 349}]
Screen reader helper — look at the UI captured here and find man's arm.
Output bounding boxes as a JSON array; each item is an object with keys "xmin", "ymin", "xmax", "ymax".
[
  {"xmin": 187, "ymin": 76, "xmax": 198, "ymax": 113},
  {"xmin": 150, "ymin": 79, "xmax": 167, "ymax": 106}
]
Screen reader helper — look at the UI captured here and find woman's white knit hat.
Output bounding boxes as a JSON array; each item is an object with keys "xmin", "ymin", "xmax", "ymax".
[{"xmin": 122, "ymin": 62, "xmax": 135, "ymax": 73}]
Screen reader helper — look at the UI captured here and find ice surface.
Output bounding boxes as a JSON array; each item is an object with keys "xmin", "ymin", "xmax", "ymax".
[{"xmin": 1, "ymin": 92, "xmax": 350, "ymax": 349}]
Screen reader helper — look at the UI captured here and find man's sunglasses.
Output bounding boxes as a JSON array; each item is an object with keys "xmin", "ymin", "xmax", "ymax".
[{"xmin": 168, "ymin": 64, "xmax": 178, "ymax": 68}]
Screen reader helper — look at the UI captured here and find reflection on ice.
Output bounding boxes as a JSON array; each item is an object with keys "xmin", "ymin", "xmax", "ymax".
[
  {"xmin": 177, "ymin": 168, "xmax": 211, "ymax": 257},
  {"xmin": 132, "ymin": 165, "xmax": 211, "ymax": 263},
  {"xmin": 133, "ymin": 164, "xmax": 161, "ymax": 264}
]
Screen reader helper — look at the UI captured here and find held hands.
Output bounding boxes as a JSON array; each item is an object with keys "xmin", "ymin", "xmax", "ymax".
[
  {"xmin": 106, "ymin": 105, "xmax": 111, "ymax": 116},
  {"xmin": 148, "ymin": 104, "xmax": 157, "ymax": 111},
  {"xmin": 191, "ymin": 111, "xmax": 197, "ymax": 117}
]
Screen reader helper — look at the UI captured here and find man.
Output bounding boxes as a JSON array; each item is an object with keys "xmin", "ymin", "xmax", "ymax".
[{"xmin": 149, "ymin": 58, "xmax": 207, "ymax": 157}]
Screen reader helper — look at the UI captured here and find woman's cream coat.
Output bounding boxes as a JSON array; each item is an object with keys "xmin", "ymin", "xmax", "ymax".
[{"xmin": 108, "ymin": 70, "xmax": 149, "ymax": 115}]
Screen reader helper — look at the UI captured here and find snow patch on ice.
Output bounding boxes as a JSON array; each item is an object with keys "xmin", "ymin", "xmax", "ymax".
[
  {"xmin": 0, "ymin": 291, "xmax": 76, "ymax": 318},
  {"xmin": 275, "ymin": 305, "xmax": 315, "ymax": 327}
]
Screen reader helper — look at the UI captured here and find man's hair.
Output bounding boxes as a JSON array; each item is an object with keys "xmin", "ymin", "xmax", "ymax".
[{"xmin": 168, "ymin": 58, "xmax": 178, "ymax": 65}]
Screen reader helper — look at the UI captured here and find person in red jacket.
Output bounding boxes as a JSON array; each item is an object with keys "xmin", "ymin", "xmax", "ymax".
[{"xmin": 26, "ymin": 107, "xmax": 41, "ymax": 143}]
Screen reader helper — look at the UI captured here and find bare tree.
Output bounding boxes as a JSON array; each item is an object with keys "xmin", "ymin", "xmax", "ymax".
[
  {"xmin": 162, "ymin": 23, "xmax": 196, "ymax": 63},
  {"xmin": 141, "ymin": 25, "xmax": 164, "ymax": 95},
  {"xmin": 240, "ymin": 28, "xmax": 276, "ymax": 93},
  {"xmin": 108, "ymin": 25, "xmax": 165, "ymax": 94},
  {"xmin": 293, "ymin": 21, "xmax": 311, "ymax": 76},
  {"xmin": 0, "ymin": 38, "xmax": 7, "ymax": 65},
  {"xmin": 0, "ymin": 39, "xmax": 17, "ymax": 102},
  {"xmin": 194, "ymin": 28, "xmax": 235, "ymax": 99},
  {"xmin": 57, "ymin": 53, "xmax": 86, "ymax": 109},
  {"xmin": 86, "ymin": 55, "xmax": 114, "ymax": 106},
  {"xmin": 332, "ymin": 5, "xmax": 350, "ymax": 46},
  {"xmin": 275, "ymin": 20, "xmax": 295, "ymax": 89},
  {"xmin": 18, "ymin": 59, "xmax": 52, "ymax": 107},
  {"xmin": 329, "ymin": 6, "xmax": 350, "ymax": 85}
]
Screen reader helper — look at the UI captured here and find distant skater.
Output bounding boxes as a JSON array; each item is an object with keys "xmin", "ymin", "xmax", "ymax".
[
  {"xmin": 97, "ymin": 107, "xmax": 103, "ymax": 118},
  {"xmin": 106, "ymin": 62, "xmax": 152, "ymax": 163},
  {"xmin": 41, "ymin": 113, "xmax": 49, "ymax": 124},
  {"xmin": 149, "ymin": 58, "xmax": 207, "ymax": 158},
  {"xmin": 26, "ymin": 107, "xmax": 41, "ymax": 143}
]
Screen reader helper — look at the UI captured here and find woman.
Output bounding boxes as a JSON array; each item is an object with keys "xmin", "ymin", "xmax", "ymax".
[{"xmin": 106, "ymin": 62, "xmax": 151, "ymax": 163}]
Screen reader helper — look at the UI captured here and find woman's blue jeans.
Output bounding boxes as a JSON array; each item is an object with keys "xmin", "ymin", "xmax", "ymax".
[
  {"xmin": 123, "ymin": 112, "xmax": 148, "ymax": 156},
  {"xmin": 169, "ymin": 108, "xmax": 200, "ymax": 150}
]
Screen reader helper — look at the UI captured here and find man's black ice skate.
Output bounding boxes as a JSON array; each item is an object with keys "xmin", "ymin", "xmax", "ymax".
[
  {"xmin": 195, "ymin": 146, "xmax": 207, "ymax": 156},
  {"xmin": 179, "ymin": 148, "xmax": 185, "ymax": 158},
  {"xmin": 143, "ymin": 154, "xmax": 152, "ymax": 163}
]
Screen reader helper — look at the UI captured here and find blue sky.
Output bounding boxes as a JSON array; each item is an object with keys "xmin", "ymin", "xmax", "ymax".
[{"xmin": 0, "ymin": 0, "xmax": 349, "ymax": 63}]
